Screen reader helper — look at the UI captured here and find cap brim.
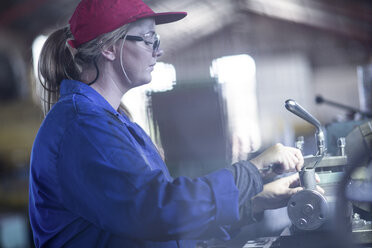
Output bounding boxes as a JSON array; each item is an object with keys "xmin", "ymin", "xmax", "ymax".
[{"xmin": 152, "ymin": 12, "xmax": 187, "ymax": 25}]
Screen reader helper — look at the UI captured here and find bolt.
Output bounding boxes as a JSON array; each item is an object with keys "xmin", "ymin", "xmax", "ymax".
[
  {"xmin": 303, "ymin": 204, "xmax": 314, "ymax": 215},
  {"xmin": 298, "ymin": 218, "xmax": 307, "ymax": 227},
  {"xmin": 295, "ymin": 136, "xmax": 304, "ymax": 151},
  {"xmin": 338, "ymin": 137, "xmax": 346, "ymax": 156}
]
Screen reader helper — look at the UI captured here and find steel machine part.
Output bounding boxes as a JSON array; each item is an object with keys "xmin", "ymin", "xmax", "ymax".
[
  {"xmin": 284, "ymin": 99, "xmax": 348, "ymax": 232},
  {"xmin": 285, "ymin": 99, "xmax": 326, "ymax": 156},
  {"xmin": 358, "ymin": 64, "xmax": 372, "ymax": 116},
  {"xmin": 241, "ymin": 100, "xmax": 372, "ymax": 248},
  {"xmin": 287, "ymin": 189, "xmax": 328, "ymax": 231}
]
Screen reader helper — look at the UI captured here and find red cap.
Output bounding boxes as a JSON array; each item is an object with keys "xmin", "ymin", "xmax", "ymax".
[{"xmin": 68, "ymin": 0, "xmax": 187, "ymax": 48}]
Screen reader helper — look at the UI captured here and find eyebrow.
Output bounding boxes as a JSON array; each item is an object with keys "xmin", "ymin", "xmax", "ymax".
[{"xmin": 141, "ymin": 30, "xmax": 156, "ymax": 37}]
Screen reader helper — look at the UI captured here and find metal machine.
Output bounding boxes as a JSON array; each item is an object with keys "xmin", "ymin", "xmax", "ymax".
[
  {"xmin": 285, "ymin": 99, "xmax": 347, "ymax": 232},
  {"xmin": 269, "ymin": 99, "xmax": 372, "ymax": 248},
  {"xmin": 202, "ymin": 98, "xmax": 372, "ymax": 248}
]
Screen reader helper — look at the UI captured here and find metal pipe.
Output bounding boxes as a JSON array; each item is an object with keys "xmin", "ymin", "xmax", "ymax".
[{"xmin": 315, "ymin": 95, "xmax": 372, "ymax": 118}]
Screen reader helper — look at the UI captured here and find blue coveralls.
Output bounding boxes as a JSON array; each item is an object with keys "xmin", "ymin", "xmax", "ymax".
[{"xmin": 29, "ymin": 79, "xmax": 262, "ymax": 247}]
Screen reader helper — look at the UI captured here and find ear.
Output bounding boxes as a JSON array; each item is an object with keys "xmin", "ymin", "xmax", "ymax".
[{"xmin": 101, "ymin": 44, "xmax": 116, "ymax": 61}]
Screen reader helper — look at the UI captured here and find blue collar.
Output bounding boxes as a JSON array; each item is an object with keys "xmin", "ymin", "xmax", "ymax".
[{"xmin": 59, "ymin": 79, "xmax": 130, "ymax": 124}]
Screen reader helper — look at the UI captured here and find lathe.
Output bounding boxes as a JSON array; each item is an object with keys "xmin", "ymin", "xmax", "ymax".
[
  {"xmin": 266, "ymin": 99, "xmax": 372, "ymax": 248},
  {"xmin": 199, "ymin": 99, "xmax": 372, "ymax": 248}
]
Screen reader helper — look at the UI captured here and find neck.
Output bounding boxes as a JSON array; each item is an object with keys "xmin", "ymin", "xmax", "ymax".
[
  {"xmin": 81, "ymin": 64, "xmax": 130, "ymax": 111},
  {"xmin": 91, "ymin": 78, "xmax": 123, "ymax": 110}
]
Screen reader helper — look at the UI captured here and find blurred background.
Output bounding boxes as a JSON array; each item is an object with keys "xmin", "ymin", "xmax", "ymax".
[{"xmin": 0, "ymin": 0, "xmax": 372, "ymax": 247}]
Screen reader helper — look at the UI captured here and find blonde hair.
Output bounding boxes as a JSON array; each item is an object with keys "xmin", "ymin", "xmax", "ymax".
[{"xmin": 38, "ymin": 24, "xmax": 131, "ymax": 115}]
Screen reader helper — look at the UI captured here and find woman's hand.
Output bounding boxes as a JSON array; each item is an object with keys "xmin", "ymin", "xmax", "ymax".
[
  {"xmin": 251, "ymin": 173, "xmax": 302, "ymax": 214},
  {"xmin": 250, "ymin": 143, "xmax": 304, "ymax": 175},
  {"xmin": 251, "ymin": 172, "xmax": 325, "ymax": 214}
]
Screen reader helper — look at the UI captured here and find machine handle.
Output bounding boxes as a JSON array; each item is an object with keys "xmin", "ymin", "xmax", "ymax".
[
  {"xmin": 285, "ymin": 99, "xmax": 322, "ymax": 132},
  {"xmin": 285, "ymin": 99, "xmax": 326, "ymax": 155}
]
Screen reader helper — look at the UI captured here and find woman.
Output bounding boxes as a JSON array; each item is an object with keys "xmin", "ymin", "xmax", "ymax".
[{"xmin": 29, "ymin": 0, "xmax": 306, "ymax": 247}]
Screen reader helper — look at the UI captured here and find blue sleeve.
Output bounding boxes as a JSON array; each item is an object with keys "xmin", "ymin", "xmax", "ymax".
[
  {"xmin": 227, "ymin": 161, "xmax": 264, "ymax": 225},
  {"xmin": 56, "ymin": 110, "xmax": 241, "ymax": 241}
]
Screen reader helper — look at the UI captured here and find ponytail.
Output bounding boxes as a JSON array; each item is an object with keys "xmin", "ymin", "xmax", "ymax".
[
  {"xmin": 38, "ymin": 27, "xmax": 80, "ymax": 115},
  {"xmin": 38, "ymin": 23, "xmax": 131, "ymax": 115}
]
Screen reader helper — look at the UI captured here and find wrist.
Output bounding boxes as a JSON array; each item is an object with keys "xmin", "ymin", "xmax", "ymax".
[
  {"xmin": 250, "ymin": 195, "xmax": 265, "ymax": 222},
  {"xmin": 249, "ymin": 157, "xmax": 263, "ymax": 170},
  {"xmin": 251, "ymin": 194, "xmax": 265, "ymax": 215}
]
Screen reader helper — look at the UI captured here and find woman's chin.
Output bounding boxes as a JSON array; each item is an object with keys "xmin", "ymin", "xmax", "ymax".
[{"xmin": 131, "ymin": 78, "xmax": 152, "ymax": 88}]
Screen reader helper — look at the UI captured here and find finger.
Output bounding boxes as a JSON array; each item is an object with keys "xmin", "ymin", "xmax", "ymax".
[
  {"xmin": 286, "ymin": 152, "xmax": 299, "ymax": 171},
  {"xmin": 284, "ymin": 172, "xmax": 300, "ymax": 186},
  {"xmin": 288, "ymin": 186, "xmax": 303, "ymax": 195},
  {"xmin": 279, "ymin": 156, "xmax": 290, "ymax": 172},
  {"xmin": 287, "ymin": 147, "xmax": 304, "ymax": 171},
  {"xmin": 315, "ymin": 173, "xmax": 321, "ymax": 183},
  {"xmin": 294, "ymin": 150, "xmax": 304, "ymax": 171},
  {"xmin": 288, "ymin": 177, "xmax": 301, "ymax": 188},
  {"xmin": 272, "ymin": 150, "xmax": 292, "ymax": 173},
  {"xmin": 277, "ymin": 151, "xmax": 296, "ymax": 173},
  {"xmin": 295, "ymin": 156, "xmax": 304, "ymax": 172},
  {"xmin": 316, "ymin": 185, "xmax": 325, "ymax": 195},
  {"xmin": 272, "ymin": 163, "xmax": 284, "ymax": 174}
]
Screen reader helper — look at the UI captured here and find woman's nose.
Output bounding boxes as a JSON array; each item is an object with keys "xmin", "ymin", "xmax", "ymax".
[{"xmin": 153, "ymin": 48, "xmax": 163, "ymax": 58}]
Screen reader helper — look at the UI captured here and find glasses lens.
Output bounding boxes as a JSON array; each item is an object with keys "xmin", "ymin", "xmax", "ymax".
[{"xmin": 153, "ymin": 34, "xmax": 160, "ymax": 52}]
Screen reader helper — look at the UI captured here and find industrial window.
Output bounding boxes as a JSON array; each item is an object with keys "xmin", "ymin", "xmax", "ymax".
[
  {"xmin": 31, "ymin": 35, "xmax": 47, "ymax": 106},
  {"xmin": 210, "ymin": 54, "xmax": 261, "ymax": 162}
]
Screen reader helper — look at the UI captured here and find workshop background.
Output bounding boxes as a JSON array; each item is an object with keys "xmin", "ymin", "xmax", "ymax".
[{"xmin": 0, "ymin": 0, "xmax": 371, "ymax": 247}]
